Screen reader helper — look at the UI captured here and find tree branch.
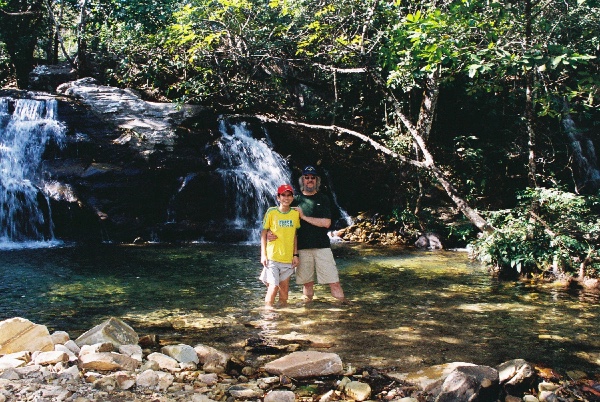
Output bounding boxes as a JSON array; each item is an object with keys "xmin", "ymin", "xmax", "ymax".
[{"xmin": 251, "ymin": 114, "xmax": 425, "ymax": 168}]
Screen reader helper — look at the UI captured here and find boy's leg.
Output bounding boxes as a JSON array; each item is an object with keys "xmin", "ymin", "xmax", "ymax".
[
  {"xmin": 278, "ymin": 278, "xmax": 290, "ymax": 306},
  {"xmin": 265, "ymin": 284, "xmax": 278, "ymax": 307}
]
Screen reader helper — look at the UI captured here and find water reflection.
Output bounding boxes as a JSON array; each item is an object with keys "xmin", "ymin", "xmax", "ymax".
[{"xmin": 0, "ymin": 242, "xmax": 598, "ymax": 376}]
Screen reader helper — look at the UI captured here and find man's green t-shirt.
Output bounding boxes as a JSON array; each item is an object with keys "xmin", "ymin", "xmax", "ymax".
[{"xmin": 294, "ymin": 192, "xmax": 332, "ymax": 250}]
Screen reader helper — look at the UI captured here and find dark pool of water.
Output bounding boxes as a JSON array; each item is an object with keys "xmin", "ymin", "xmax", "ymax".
[{"xmin": 1, "ymin": 242, "xmax": 598, "ymax": 376}]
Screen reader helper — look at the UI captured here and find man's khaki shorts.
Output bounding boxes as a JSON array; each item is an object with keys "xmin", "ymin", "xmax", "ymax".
[{"xmin": 296, "ymin": 248, "xmax": 340, "ymax": 285}]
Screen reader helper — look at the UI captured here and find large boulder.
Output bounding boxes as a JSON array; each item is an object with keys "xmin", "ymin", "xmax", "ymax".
[
  {"xmin": 75, "ymin": 317, "xmax": 139, "ymax": 348},
  {"xmin": 0, "ymin": 317, "xmax": 54, "ymax": 354}
]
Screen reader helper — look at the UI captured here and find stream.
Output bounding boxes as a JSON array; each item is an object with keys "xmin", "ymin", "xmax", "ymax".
[{"xmin": 1, "ymin": 242, "xmax": 598, "ymax": 376}]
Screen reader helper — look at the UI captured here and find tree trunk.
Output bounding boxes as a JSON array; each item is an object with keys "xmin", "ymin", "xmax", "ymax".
[
  {"xmin": 374, "ymin": 68, "xmax": 494, "ymax": 234},
  {"xmin": 76, "ymin": 0, "xmax": 89, "ymax": 75},
  {"xmin": 524, "ymin": 0, "xmax": 537, "ymax": 189},
  {"xmin": 0, "ymin": 4, "xmax": 44, "ymax": 88}
]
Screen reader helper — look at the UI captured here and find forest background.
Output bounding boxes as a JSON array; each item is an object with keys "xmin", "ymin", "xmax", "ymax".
[{"xmin": 0, "ymin": 0, "xmax": 599, "ymax": 280}]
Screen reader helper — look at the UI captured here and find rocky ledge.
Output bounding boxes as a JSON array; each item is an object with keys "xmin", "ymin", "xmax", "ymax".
[{"xmin": 0, "ymin": 317, "xmax": 599, "ymax": 402}]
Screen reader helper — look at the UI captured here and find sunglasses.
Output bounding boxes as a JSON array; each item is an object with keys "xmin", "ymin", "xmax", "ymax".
[{"xmin": 303, "ymin": 175, "xmax": 316, "ymax": 180}]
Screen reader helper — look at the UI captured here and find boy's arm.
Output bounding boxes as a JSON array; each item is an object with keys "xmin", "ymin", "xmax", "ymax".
[{"xmin": 260, "ymin": 229, "xmax": 269, "ymax": 267}]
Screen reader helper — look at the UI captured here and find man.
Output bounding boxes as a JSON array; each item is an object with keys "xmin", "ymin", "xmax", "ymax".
[{"xmin": 270, "ymin": 165, "xmax": 348, "ymax": 304}]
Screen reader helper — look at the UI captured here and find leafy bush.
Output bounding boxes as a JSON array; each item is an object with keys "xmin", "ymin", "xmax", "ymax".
[{"xmin": 472, "ymin": 188, "xmax": 600, "ymax": 278}]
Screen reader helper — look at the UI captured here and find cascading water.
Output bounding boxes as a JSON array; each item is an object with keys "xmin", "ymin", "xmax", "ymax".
[
  {"xmin": 563, "ymin": 112, "xmax": 600, "ymax": 194},
  {"xmin": 215, "ymin": 120, "xmax": 291, "ymax": 243},
  {"xmin": 0, "ymin": 97, "xmax": 66, "ymax": 248}
]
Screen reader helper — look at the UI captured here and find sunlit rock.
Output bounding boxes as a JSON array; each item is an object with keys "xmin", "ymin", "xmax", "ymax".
[
  {"xmin": 162, "ymin": 344, "xmax": 199, "ymax": 364},
  {"xmin": 147, "ymin": 352, "xmax": 180, "ymax": 371},
  {"xmin": 75, "ymin": 317, "xmax": 139, "ymax": 348},
  {"xmin": 264, "ymin": 389, "xmax": 295, "ymax": 402},
  {"xmin": 344, "ymin": 380, "xmax": 371, "ymax": 401},
  {"xmin": 227, "ymin": 384, "xmax": 262, "ymax": 399},
  {"xmin": 58, "ymin": 365, "xmax": 81, "ymax": 381},
  {"xmin": 78, "ymin": 352, "xmax": 140, "ymax": 371},
  {"xmin": 54, "ymin": 344, "xmax": 77, "ymax": 363},
  {"xmin": 119, "ymin": 344, "xmax": 143, "ymax": 362},
  {"xmin": 386, "ymin": 362, "xmax": 476, "ymax": 393},
  {"xmin": 497, "ymin": 359, "xmax": 536, "ymax": 396},
  {"xmin": 113, "ymin": 371, "xmax": 136, "ymax": 390},
  {"xmin": 50, "ymin": 331, "xmax": 70, "ymax": 345},
  {"xmin": 0, "ymin": 352, "xmax": 29, "ymax": 370},
  {"xmin": 136, "ymin": 369, "xmax": 159, "ymax": 389},
  {"xmin": 0, "ymin": 318, "xmax": 54, "ymax": 354},
  {"xmin": 435, "ymin": 365, "xmax": 499, "ymax": 402},
  {"xmin": 194, "ymin": 344, "xmax": 230, "ymax": 374},
  {"xmin": 414, "ymin": 232, "xmax": 443, "ymax": 250},
  {"xmin": 80, "ymin": 343, "xmax": 114, "ymax": 357},
  {"xmin": 33, "ymin": 351, "xmax": 69, "ymax": 366},
  {"xmin": 156, "ymin": 371, "xmax": 175, "ymax": 391},
  {"xmin": 263, "ymin": 351, "xmax": 343, "ymax": 379}
]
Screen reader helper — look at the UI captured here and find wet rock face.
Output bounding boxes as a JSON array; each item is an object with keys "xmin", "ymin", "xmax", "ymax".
[
  {"xmin": 29, "ymin": 64, "xmax": 77, "ymax": 92},
  {"xmin": 3, "ymin": 79, "xmax": 401, "ymax": 244},
  {"xmin": 2, "ymin": 83, "xmax": 226, "ymax": 244}
]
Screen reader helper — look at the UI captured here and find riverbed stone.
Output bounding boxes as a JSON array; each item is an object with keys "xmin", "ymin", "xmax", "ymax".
[
  {"xmin": 344, "ymin": 380, "xmax": 372, "ymax": 401},
  {"xmin": 33, "ymin": 351, "xmax": 69, "ymax": 366},
  {"xmin": 497, "ymin": 358, "xmax": 536, "ymax": 396},
  {"xmin": 50, "ymin": 331, "xmax": 70, "ymax": 345},
  {"xmin": 54, "ymin": 344, "xmax": 78, "ymax": 362},
  {"xmin": 228, "ymin": 384, "xmax": 262, "ymax": 399},
  {"xmin": 194, "ymin": 344, "xmax": 229, "ymax": 373},
  {"xmin": 75, "ymin": 317, "xmax": 139, "ymax": 348},
  {"xmin": 147, "ymin": 352, "xmax": 180, "ymax": 371},
  {"xmin": 263, "ymin": 351, "xmax": 343, "ymax": 379},
  {"xmin": 435, "ymin": 365, "xmax": 499, "ymax": 402},
  {"xmin": 264, "ymin": 389, "xmax": 295, "ymax": 402},
  {"xmin": 79, "ymin": 352, "xmax": 140, "ymax": 371},
  {"xmin": 162, "ymin": 344, "xmax": 199, "ymax": 364},
  {"xmin": 0, "ymin": 318, "xmax": 54, "ymax": 354},
  {"xmin": 119, "ymin": 344, "xmax": 143, "ymax": 362},
  {"xmin": 387, "ymin": 362, "xmax": 477, "ymax": 393},
  {"xmin": 136, "ymin": 369, "xmax": 159, "ymax": 389}
]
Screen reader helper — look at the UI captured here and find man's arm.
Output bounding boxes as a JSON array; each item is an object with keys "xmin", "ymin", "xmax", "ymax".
[{"xmin": 295, "ymin": 207, "xmax": 331, "ymax": 228}]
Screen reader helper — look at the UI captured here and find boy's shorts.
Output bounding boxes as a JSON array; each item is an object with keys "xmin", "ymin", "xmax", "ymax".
[
  {"xmin": 296, "ymin": 248, "xmax": 339, "ymax": 285},
  {"xmin": 260, "ymin": 260, "xmax": 294, "ymax": 286}
]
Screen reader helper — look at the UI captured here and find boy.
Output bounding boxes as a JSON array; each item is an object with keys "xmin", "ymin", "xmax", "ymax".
[{"xmin": 260, "ymin": 184, "xmax": 300, "ymax": 308}]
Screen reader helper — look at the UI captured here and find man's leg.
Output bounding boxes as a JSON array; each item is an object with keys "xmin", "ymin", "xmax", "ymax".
[
  {"xmin": 329, "ymin": 282, "xmax": 345, "ymax": 300},
  {"xmin": 303, "ymin": 281, "xmax": 315, "ymax": 302}
]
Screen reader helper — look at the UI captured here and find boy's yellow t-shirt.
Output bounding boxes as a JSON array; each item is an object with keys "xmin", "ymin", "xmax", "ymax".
[{"xmin": 262, "ymin": 207, "xmax": 301, "ymax": 263}]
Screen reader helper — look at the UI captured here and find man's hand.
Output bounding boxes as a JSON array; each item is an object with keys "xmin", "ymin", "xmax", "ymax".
[{"xmin": 266, "ymin": 230, "xmax": 278, "ymax": 242}]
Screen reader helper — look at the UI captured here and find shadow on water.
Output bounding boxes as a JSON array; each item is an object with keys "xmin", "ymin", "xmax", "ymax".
[{"xmin": 1, "ymin": 242, "xmax": 599, "ymax": 375}]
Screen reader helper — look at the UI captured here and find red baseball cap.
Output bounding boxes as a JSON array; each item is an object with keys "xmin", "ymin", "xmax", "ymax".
[{"xmin": 277, "ymin": 184, "xmax": 294, "ymax": 195}]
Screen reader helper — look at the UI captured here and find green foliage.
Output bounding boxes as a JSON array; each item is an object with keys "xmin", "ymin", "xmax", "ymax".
[
  {"xmin": 0, "ymin": 42, "xmax": 13, "ymax": 86},
  {"xmin": 472, "ymin": 188, "xmax": 600, "ymax": 277}
]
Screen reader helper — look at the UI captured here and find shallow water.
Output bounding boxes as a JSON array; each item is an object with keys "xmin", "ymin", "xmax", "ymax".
[{"xmin": 1, "ymin": 242, "xmax": 598, "ymax": 375}]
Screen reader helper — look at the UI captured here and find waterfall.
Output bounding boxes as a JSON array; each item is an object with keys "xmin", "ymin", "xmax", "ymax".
[
  {"xmin": 215, "ymin": 120, "xmax": 291, "ymax": 243},
  {"xmin": 0, "ymin": 97, "xmax": 66, "ymax": 248},
  {"xmin": 323, "ymin": 169, "xmax": 353, "ymax": 228},
  {"xmin": 563, "ymin": 113, "xmax": 600, "ymax": 194}
]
